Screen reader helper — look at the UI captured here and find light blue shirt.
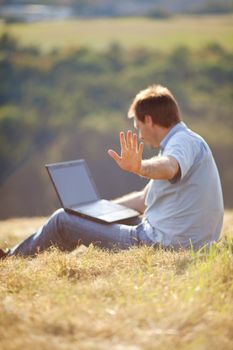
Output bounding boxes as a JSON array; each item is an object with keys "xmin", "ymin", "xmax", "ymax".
[{"xmin": 144, "ymin": 122, "xmax": 224, "ymax": 250}]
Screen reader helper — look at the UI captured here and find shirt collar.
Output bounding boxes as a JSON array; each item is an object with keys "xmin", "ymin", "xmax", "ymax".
[{"xmin": 160, "ymin": 121, "xmax": 187, "ymax": 151}]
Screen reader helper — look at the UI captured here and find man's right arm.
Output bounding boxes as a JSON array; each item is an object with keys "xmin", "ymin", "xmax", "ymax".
[
  {"xmin": 108, "ymin": 130, "xmax": 179, "ymax": 181},
  {"xmin": 112, "ymin": 183, "xmax": 150, "ymax": 214}
]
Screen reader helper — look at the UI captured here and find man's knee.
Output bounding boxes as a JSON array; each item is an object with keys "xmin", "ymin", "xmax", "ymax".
[{"xmin": 49, "ymin": 208, "xmax": 69, "ymax": 233}]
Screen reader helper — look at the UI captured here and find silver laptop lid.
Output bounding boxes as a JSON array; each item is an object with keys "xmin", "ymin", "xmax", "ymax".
[{"xmin": 46, "ymin": 159, "xmax": 99, "ymax": 208}]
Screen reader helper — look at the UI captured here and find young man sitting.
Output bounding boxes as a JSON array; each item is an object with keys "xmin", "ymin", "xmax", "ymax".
[{"xmin": 0, "ymin": 84, "xmax": 224, "ymax": 258}]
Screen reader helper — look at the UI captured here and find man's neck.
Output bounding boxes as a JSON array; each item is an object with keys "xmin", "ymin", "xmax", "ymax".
[{"xmin": 157, "ymin": 125, "xmax": 173, "ymax": 145}]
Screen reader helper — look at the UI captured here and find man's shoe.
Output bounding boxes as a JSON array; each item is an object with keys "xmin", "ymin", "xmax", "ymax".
[{"xmin": 0, "ymin": 248, "xmax": 9, "ymax": 260}]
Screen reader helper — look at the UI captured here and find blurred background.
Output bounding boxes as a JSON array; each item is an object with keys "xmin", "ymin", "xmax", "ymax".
[{"xmin": 0, "ymin": 0, "xmax": 232, "ymax": 218}]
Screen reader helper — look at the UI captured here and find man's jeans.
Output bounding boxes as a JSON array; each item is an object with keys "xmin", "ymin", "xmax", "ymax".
[{"xmin": 9, "ymin": 208, "xmax": 155, "ymax": 257}]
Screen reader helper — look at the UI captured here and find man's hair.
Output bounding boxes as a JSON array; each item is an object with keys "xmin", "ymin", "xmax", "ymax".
[{"xmin": 128, "ymin": 85, "xmax": 181, "ymax": 128}]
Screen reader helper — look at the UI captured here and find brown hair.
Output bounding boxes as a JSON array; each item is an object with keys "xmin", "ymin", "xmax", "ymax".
[{"xmin": 128, "ymin": 85, "xmax": 181, "ymax": 128}]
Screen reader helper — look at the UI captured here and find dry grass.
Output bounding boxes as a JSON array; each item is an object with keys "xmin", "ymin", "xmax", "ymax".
[{"xmin": 0, "ymin": 211, "xmax": 233, "ymax": 350}]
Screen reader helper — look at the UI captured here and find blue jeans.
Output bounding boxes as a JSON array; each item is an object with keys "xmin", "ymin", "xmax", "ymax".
[{"xmin": 9, "ymin": 208, "xmax": 155, "ymax": 257}]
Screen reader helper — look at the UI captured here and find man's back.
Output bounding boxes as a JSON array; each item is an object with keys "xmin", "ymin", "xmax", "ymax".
[{"xmin": 145, "ymin": 122, "xmax": 224, "ymax": 250}]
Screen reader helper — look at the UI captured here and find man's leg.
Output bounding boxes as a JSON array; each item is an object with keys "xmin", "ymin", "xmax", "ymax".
[{"xmin": 8, "ymin": 209, "xmax": 143, "ymax": 257}]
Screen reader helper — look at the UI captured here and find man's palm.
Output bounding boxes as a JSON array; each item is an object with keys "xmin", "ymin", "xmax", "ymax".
[{"xmin": 108, "ymin": 130, "xmax": 144, "ymax": 175}]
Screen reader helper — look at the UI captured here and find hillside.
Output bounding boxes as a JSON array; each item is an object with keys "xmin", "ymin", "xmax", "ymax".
[
  {"xmin": 0, "ymin": 211, "xmax": 232, "ymax": 350},
  {"xmin": 1, "ymin": 15, "xmax": 232, "ymax": 52}
]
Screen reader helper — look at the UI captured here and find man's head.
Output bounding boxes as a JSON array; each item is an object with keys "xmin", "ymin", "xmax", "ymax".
[{"xmin": 128, "ymin": 85, "xmax": 181, "ymax": 148}]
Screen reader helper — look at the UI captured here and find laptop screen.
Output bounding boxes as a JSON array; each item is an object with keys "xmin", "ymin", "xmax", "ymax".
[{"xmin": 47, "ymin": 160, "xmax": 99, "ymax": 208}]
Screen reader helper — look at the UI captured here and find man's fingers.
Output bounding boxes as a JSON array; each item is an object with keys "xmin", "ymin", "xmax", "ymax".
[
  {"xmin": 108, "ymin": 149, "xmax": 121, "ymax": 164},
  {"xmin": 127, "ymin": 130, "xmax": 133, "ymax": 149},
  {"xmin": 133, "ymin": 133, "xmax": 138, "ymax": 151},
  {"xmin": 138, "ymin": 142, "xmax": 144, "ymax": 157},
  {"xmin": 120, "ymin": 132, "xmax": 127, "ymax": 152}
]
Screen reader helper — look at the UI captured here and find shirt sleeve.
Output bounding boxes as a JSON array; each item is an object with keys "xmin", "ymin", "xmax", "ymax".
[{"xmin": 162, "ymin": 132, "xmax": 199, "ymax": 181}]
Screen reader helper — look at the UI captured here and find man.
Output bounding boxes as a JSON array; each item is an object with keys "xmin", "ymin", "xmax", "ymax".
[{"xmin": 0, "ymin": 84, "xmax": 224, "ymax": 258}]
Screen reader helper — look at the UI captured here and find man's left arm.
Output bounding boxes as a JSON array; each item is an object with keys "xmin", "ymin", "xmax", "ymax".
[{"xmin": 112, "ymin": 183, "xmax": 150, "ymax": 214}]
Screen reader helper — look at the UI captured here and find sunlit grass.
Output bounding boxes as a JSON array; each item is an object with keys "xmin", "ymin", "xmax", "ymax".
[
  {"xmin": 1, "ymin": 15, "xmax": 233, "ymax": 52},
  {"xmin": 0, "ymin": 211, "xmax": 232, "ymax": 349}
]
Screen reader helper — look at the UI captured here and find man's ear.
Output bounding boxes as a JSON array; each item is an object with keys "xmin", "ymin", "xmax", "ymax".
[{"xmin": 144, "ymin": 114, "xmax": 153, "ymax": 126}]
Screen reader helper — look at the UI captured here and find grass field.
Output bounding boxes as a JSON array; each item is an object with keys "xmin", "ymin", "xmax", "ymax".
[
  {"xmin": 1, "ymin": 15, "xmax": 233, "ymax": 52},
  {"xmin": 0, "ymin": 211, "xmax": 232, "ymax": 350}
]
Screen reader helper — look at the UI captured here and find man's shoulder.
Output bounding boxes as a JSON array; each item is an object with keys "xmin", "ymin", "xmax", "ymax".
[
  {"xmin": 167, "ymin": 127, "xmax": 208, "ymax": 149},
  {"xmin": 163, "ymin": 127, "xmax": 212, "ymax": 168}
]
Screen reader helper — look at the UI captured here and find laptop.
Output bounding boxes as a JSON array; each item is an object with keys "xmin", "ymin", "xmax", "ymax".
[{"xmin": 46, "ymin": 159, "xmax": 139, "ymax": 223}]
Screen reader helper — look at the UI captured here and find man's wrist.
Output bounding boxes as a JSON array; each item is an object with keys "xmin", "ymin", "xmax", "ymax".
[
  {"xmin": 135, "ymin": 162, "xmax": 145, "ymax": 177},
  {"xmin": 137, "ymin": 160, "xmax": 154, "ymax": 179}
]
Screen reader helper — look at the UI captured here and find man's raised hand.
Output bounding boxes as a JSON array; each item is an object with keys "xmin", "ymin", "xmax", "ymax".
[{"xmin": 108, "ymin": 130, "xmax": 144, "ymax": 175}]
